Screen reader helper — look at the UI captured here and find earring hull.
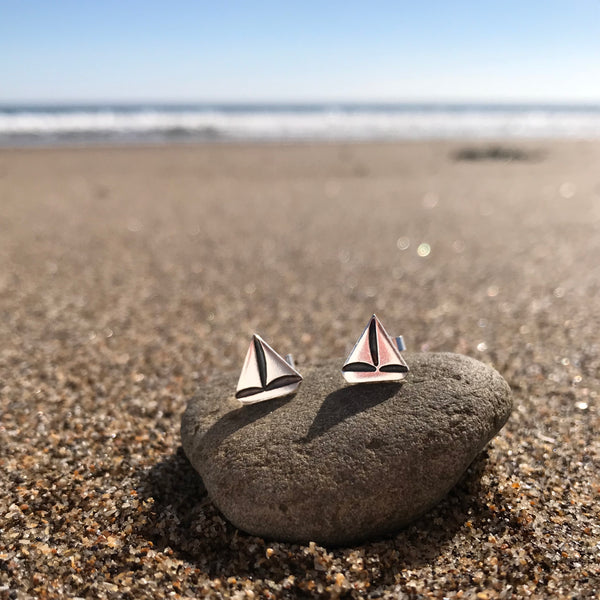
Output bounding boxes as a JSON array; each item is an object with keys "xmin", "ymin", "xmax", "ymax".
[
  {"xmin": 237, "ymin": 381, "xmax": 302, "ymax": 404},
  {"xmin": 342, "ymin": 370, "xmax": 407, "ymax": 384}
]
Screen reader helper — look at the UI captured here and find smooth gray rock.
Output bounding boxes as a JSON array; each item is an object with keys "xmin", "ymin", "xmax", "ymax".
[{"xmin": 181, "ymin": 353, "xmax": 512, "ymax": 546}]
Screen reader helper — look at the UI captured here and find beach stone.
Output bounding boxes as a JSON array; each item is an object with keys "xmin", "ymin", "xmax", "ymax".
[{"xmin": 181, "ymin": 353, "xmax": 512, "ymax": 546}]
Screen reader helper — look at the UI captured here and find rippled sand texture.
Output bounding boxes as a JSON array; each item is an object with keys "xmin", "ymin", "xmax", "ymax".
[{"xmin": 1, "ymin": 141, "xmax": 599, "ymax": 598}]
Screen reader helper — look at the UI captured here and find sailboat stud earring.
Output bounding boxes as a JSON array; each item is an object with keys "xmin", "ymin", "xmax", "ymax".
[
  {"xmin": 236, "ymin": 334, "xmax": 303, "ymax": 404},
  {"xmin": 342, "ymin": 314, "xmax": 409, "ymax": 384}
]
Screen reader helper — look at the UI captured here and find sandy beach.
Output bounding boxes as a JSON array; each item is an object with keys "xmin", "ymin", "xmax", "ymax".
[{"xmin": 1, "ymin": 140, "xmax": 599, "ymax": 598}]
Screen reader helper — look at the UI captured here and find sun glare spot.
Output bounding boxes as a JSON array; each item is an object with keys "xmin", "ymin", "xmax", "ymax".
[{"xmin": 417, "ymin": 243, "xmax": 431, "ymax": 257}]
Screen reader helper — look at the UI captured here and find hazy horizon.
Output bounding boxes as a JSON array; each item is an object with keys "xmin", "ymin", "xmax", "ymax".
[{"xmin": 2, "ymin": 99, "xmax": 600, "ymax": 107}]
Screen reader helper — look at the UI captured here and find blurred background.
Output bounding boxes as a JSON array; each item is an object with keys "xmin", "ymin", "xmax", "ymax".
[{"xmin": 1, "ymin": 0, "xmax": 600, "ymax": 145}]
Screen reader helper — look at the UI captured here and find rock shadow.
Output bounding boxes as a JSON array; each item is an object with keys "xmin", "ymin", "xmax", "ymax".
[
  {"xmin": 198, "ymin": 394, "xmax": 293, "ymax": 447},
  {"xmin": 138, "ymin": 446, "xmax": 502, "ymax": 583},
  {"xmin": 302, "ymin": 383, "xmax": 399, "ymax": 443},
  {"xmin": 137, "ymin": 447, "xmax": 208, "ymax": 553}
]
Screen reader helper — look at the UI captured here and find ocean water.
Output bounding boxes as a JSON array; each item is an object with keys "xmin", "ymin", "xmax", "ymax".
[{"xmin": 1, "ymin": 103, "xmax": 600, "ymax": 146}]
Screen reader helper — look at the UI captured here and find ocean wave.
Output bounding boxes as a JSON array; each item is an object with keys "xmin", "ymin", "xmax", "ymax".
[{"xmin": 2, "ymin": 106, "xmax": 600, "ymax": 144}]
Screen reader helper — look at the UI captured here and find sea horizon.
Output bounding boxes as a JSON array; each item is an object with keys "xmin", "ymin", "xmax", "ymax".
[{"xmin": 2, "ymin": 101, "xmax": 600, "ymax": 147}]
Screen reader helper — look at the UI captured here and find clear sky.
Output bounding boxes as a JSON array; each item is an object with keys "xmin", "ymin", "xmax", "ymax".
[{"xmin": 1, "ymin": 0, "xmax": 599, "ymax": 104}]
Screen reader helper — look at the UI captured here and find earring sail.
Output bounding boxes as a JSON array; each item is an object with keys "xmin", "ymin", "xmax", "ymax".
[
  {"xmin": 342, "ymin": 315, "xmax": 408, "ymax": 384},
  {"xmin": 236, "ymin": 334, "xmax": 303, "ymax": 403}
]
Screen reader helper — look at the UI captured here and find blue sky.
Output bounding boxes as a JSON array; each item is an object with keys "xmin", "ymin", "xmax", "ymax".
[{"xmin": 1, "ymin": 0, "xmax": 599, "ymax": 103}]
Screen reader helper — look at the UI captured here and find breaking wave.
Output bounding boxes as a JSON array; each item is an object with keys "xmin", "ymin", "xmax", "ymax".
[{"xmin": 2, "ymin": 104, "xmax": 600, "ymax": 145}]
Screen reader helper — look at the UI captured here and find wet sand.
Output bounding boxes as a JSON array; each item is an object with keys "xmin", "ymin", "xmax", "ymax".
[{"xmin": 1, "ymin": 140, "xmax": 599, "ymax": 598}]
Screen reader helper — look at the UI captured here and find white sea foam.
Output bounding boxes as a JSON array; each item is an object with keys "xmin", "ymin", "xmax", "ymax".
[{"xmin": 2, "ymin": 106, "xmax": 600, "ymax": 144}]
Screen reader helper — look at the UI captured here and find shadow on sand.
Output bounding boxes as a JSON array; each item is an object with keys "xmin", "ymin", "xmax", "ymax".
[{"xmin": 138, "ymin": 445, "xmax": 509, "ymax": 582}]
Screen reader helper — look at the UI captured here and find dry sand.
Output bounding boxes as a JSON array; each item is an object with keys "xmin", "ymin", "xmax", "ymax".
[{"xmin": 0, "ymin": 140, "xmax": 599, "ymax": 598}]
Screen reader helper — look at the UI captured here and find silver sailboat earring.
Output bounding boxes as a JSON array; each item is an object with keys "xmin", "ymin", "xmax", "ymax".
[
  {"xmin": 342, "ymin": 314, "xmax": 409, "ymax": 384},
  {"xmin": 236, "ymin": 334, "xmax": 303, "ymax": 404}
]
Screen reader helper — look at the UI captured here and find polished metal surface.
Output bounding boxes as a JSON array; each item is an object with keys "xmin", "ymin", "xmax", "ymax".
[
  {"xmin": 342, "ymin": 315, "xmax": 409, "ymax": 384},
  {"xmin": 236, "ymin": 334, "xmax": 303, "ymax": 404}
]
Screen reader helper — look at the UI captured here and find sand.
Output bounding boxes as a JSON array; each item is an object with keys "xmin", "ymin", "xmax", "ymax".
[{"xmin": 0, "ymin": 140, "xmax": 599, "ymax": 598}]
